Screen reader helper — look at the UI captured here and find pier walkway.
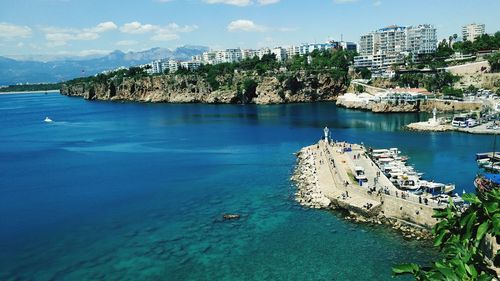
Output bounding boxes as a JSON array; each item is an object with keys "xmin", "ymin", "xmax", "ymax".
[{"xmin": 310, "ymin": 140, "xmax": 445, "ymax": 227}]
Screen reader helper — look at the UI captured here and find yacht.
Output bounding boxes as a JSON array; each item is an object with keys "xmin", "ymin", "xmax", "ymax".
[{"xmin": 44, "ymin": 117, "xmax": 53, "ymax": 123}]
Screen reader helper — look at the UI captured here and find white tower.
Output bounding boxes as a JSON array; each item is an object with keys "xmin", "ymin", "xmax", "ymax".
[{"xmin": 323, "ymin": 127, "xmax": 329, "ymax": 142}]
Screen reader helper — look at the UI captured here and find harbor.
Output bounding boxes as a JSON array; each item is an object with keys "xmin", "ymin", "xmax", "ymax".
[{"xmin": 292, "ymin": 127, "xmax": 464, "ymax": 238}]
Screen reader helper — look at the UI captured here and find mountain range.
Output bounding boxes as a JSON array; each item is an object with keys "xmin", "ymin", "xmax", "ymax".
[{"xmin": 0, "ymin": 45, "xmax": 209, "ymax": 85}]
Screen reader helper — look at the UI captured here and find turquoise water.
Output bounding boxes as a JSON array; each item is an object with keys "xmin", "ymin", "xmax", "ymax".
[{"xmin": 0, "ymin": 93, "xmax": 493, "ymax": 280}]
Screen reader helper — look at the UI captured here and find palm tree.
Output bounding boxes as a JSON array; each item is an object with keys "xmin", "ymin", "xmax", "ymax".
[{"xmin": 452, "ymin": 33, "xmax": 458, "ymax": 48}]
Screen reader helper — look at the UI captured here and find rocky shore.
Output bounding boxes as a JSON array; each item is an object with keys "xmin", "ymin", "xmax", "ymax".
[
  {"xmin": 291, "ymin": 148, "xmax": 331, "ymax": 209},
  {"xmin": 336, "ymin": 94, "xmax": 483, "ymax": 113},
  {"xmin": 60, "ymin": 71, "xmax": 347, "ymax": 105}
]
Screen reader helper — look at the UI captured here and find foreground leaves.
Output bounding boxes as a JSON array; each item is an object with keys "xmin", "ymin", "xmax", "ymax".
[{"xmin": 392, "ymin": 188, "xmax": 499, "ymax": 280}]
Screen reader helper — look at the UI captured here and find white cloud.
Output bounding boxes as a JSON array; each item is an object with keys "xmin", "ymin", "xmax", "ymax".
[
  {"xmin": 116, "ymin": 40, "xmax": 138, "ymax": 46},
  {"xmin": 227, "ymin": 20, "xmax": 267, "ymax": 32},
  {"xmin": 373, "ymin": 0, "xmax": 382, "ymax": 6},
  {"xmin": 333, "ymin": 0, "xmax": 357, "ymax": 3},
  {"xmin": 0, "ymin": 22, "xmax": 32, "ymax": 39},
  {"xmin": 151, "ymin": 33, "xmax": 179, "ymax": 41},
  {"xmin": 42, "ymin": 21, "xmax": 117, "ymax": 46},
  {"xmin": 120, "ymin": 21, "xmax": 197, "ymax": 41},
  {"xmin": 204, "ymin": 0, "xmax": 252, "ymax": 6},
  {"xmin": 203, "ymin": 0, "xmax": 279, "ymax": 6},
  {"xmin": 87, "ymin": 21, "xmax": 117, "ymax": 33},
  {"xmin": 257, "ymin": 0, "xmax": 279, "ymax": 5},
  {"xmin": 45, "ymin": 32, "xmax": 99, "ymax": 46},
  {"xmin": 17, "ymin": 42, "xmax": 25, "ymax": 47},
  {"xmin": 120, "ymin": 21, "xmax": 157, "ymax": 34}
]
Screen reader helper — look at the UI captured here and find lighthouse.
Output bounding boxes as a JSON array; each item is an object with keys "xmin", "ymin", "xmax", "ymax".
[{"xmin": 323, "ymin": 127, "xmax": 329, "ymax": 142}]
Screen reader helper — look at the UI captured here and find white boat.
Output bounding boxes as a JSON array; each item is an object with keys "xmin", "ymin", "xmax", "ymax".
[
  {"xmin": 451, "ymin": 116, "xmax": 467, "ymax": 127},
  {"xmin": 44, "ymin": 117, "xmax": 53, "ymax": 123},
  {"xmin": 466, "ymin": 118, "xmax": 478, "ymax": 127}
]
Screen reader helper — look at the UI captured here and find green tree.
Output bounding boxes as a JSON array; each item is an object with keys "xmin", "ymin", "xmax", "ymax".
[
  {"xmin": 487, "ymin": 52, "xmax": 500, "ymax": 73},
  {"xmin": 357, "ymin": 67, "xmax": 371, "ymax": 79},
  {"xmin": 393, "ymin": 189, "xmax": 499, "ymax": 280},
  {"xmin": 241, "ymin": 78, "xmax": 258, "ymax": 102}
]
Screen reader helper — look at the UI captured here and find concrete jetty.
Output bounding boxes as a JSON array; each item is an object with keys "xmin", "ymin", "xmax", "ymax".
[
  {"xmin": 292, "ymin": 138, "xmax": 454, "ymax": 237},
  {"xmin": 406, "ymin": 120, "xmax": 500, "ymax": 134}
]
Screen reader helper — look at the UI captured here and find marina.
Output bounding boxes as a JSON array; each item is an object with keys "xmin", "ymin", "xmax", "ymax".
[{"xmin": 293, "ymin": 127, "xmax": 465, "ymax": 233}]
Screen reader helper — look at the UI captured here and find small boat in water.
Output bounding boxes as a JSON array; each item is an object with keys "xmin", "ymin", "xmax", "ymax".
[{"xmin": 44, "ymin": 117, "xmax": 53, "ymax": 123}]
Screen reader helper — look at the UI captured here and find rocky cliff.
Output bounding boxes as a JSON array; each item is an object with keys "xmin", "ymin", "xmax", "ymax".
[
  {"xmin": 336, "ymin": 96, "xmax": 483, "ymax": 113},
  {"xmin": 60, "ymin": 71, "xmax": 348, "ymax": 105},
  {"xmin": 335, "ymin": 98, "xmax": 420, "ymax": 112}
]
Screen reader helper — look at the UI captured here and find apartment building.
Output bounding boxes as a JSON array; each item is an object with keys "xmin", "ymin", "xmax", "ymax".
[
  {"xmin": 462, "ymin": 23, "xmax": 485, "ymax": 42},
  {"xmin": 355, "ymin": 24, "xmax": 437, "ymax": 77}
]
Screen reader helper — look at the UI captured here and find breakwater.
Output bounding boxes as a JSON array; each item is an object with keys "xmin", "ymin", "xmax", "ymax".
[
  {"xmin": 336, "ymin": 94, "xmax": 483, "ymax": 113},
  {"xmin": 292, "ymin": 139, "xmax": 454, "ymax": 239}
]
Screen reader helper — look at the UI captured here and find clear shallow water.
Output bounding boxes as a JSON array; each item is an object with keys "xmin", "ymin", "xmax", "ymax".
[{"xmin": 0, "ymin": 93, "xmax": 493, "ymax": 280}]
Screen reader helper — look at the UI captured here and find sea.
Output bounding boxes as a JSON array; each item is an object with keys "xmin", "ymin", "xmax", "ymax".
[{"xmin": 0, "ymin": 92, "xmax": 494, "ymax": 280}]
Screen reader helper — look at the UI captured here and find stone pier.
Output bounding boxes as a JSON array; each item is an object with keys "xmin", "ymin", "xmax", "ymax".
[{"xmin": 293, "ymin": 139, "xmax": 447, "ymax": 235}]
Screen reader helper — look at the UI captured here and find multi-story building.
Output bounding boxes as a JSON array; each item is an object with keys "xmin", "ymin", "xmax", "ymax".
[
  {"xmin": 406, "ymin": 24, "xmax": 437, "ymax": 55},
  {"xmin": 462, "ymin": 23, "xmax": 485, "ymax": 42},
  {"xmin": 355, "ymin": 24, "xmax": 437, "ymax": 77},
  {"xmin": 180, "ymin": 61, "xmax": 201, "ymax": 71},
  {"xmin": 258, "ymin": 47, "xmax": 271, "ymax": 59},
  {"xmin": 167, "ymin": 59, "xmax": 180, "ymax": 73},
  {"xmin": 202, "ymin": 51, "xmax": 217, "ymax": 64},
  {"xmin": 151, "ymin": 59, "xmax": 163, "ymax": 74},
  {"xmin": 286, "ymin": 46, "xmax": 300, "ymax": 58},
  {"xmin": 241, "ymin": 49, "xmax": 259, "ymax": 60},
  {"xmin": 224, "ymin": 49, "xmax": 243, "ymax": 63},
  {"xmin": 271, "ymin": 47, "xmax": 288, "ymax": 62},
  {"xmin": 340, "ymin": 41, "xmax": 357, "ymax": 51},
  {"xmin": 359, "ymin": 34, "xmax": 375, "ymax": 56}
]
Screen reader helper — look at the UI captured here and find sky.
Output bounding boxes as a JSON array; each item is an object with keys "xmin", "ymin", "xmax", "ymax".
[{"xmin": 0, "ymin": 0, "xmax": 499, "ymax": 60}]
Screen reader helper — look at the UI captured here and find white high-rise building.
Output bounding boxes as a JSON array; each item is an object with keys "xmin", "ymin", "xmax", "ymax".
[
  {"xmin": 202, "ymin": 51, "xmax": 217, "ymax": 64},
  {"xmin": 241, "ymin": 49, "xmax": 259, "ymax": 60},
  {"xmin": 180, "ymin": 61, "xmax": 201, "ymax": 70},
  {"xmin": 355, "ymin": 24, "xmax": 437, "ymax": 77},
  {"xmin": 167, "ymin": 59, "xmax": 179, "ymax": 73},
  {"xmin": 286, "ymin": 46, "xmax": 300, "ymax": 58},
  {"xmin": 224, "ymin": 49, "xmax": 243, "ymax": 63},
  {"xmin": 359, "ymin": 34, "xmax": 375, "ymax": 56},
  {"xmin": 406, "ymin": 24, "xmax": 437, "ymax": 55},
  {"xmin": 271, "ymin": 47, "xmax": 288, "ymax": 62},
  {"xmin": 462, "ymin": 23, "xmax": 485, "ymax": 42},
  {"xmin": 258, "ymin": 47, "xmax": 271, "ymax": 59},
  {"xmin": 151, "ymin": 59, "xmax": 163, "ymax": 74}
]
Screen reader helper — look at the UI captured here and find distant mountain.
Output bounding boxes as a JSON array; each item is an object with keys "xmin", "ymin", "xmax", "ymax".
[{"xmin": 0, "ymin": 45, "xmax": 209, "ymax": 85}]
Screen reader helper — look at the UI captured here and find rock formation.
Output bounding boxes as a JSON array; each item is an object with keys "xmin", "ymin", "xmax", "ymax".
[{"xmin": 60, "ymin": 71, "xmax": 348, "ymax": 105}]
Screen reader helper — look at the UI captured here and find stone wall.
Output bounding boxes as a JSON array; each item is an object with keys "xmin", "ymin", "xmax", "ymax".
[{"xmin": 379, "ymin": 194, "xmax": 439, "ymax": 228}]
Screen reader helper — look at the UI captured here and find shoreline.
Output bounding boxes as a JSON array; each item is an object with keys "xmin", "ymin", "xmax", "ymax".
[
  {"xmin": 0, "ymin": 89, "xmax": 60, "ymax": 95},
  {"xmin": 406, "ymin": 120, "xmax": 499, "ymax": 135}
]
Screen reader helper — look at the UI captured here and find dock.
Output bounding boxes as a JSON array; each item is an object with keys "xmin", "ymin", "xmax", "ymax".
[{"xmin": 293, "ymin": 135, "xmax": 461, "ymax": 231}]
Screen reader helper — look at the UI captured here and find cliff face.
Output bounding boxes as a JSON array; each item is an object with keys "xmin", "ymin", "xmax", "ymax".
[
  {"xmin": 61, "ymin": 71, "xmax": 347, "ymax": 105},
  {"xmin": 336, "ymin": 97, "xmax": 484, "ymax": 113},
  {"xmin": 335, "ymin": 99, "xmax": 419, "ymax": 112}
]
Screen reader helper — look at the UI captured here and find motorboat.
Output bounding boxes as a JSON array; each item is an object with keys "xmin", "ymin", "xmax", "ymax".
[
  {"xmin": 44, "ymin": 117, "xmax": 53, "ymax": 123},
  {"xmin": 451, "ymin": 115, "xmax": 467, "ymax": 127}
]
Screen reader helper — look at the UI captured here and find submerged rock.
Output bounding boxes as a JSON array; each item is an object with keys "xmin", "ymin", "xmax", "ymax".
[{"xmin": 222, "ymin": 214, "xmax": 240, "ymax": 220}]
